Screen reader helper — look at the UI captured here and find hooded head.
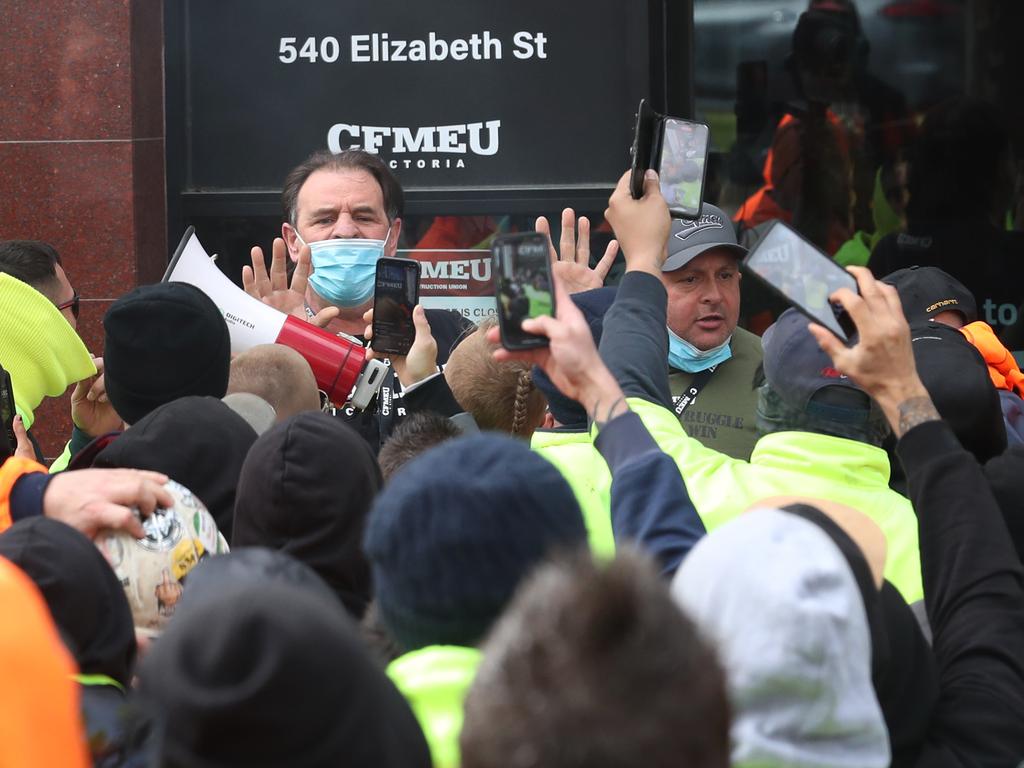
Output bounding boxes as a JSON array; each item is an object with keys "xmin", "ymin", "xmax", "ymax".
[
  {"xmin": 364, "ymin": 434, "xmax": 588, "ymax": 653},
  {"xmin": 134, "ymin": 579, "xmax": 431, "ymax": 768},
  {"xmin": 672, "ymin": 507, "xmax": 890, "ymax": 768},
  {"xmin": 92, "ymin": 396, "xmax": 258, "ymax": 540},
  {"xmin": 232, "ymin": 411, "xmax": 381, "ymax": 618},
  {"xmin": 102, "ymin": 282, "xmax": 231, "ymax": 426},
  {"xmin": 0, "ymin": 517, "xmax": 136, "ymax": 688}
]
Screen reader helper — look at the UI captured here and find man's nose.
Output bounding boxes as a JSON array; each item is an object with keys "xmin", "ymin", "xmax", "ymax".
[
  {"xmin": 330, "ymin": 215, "xmax": 358, "ymax": 238},
  {"xmin": 701, "ymin": 280, "xmax": 723, "ymax": 303}
]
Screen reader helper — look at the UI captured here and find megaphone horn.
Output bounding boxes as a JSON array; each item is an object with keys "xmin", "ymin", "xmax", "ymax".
[{"xmin": 163, "ymin": 227, "xmax": 366, "ymax": 405}]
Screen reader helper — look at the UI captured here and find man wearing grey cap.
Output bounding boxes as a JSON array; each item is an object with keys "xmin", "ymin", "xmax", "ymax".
[{"xmin": 658, "ymin": 206, "xmax": 762, "ymax": 459}]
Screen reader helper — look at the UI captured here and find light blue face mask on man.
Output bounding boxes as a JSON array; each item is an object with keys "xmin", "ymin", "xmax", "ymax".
[
  {"xmin": 298, "ymin": 228, "xmax": 391, "ymax": 309},
  {"xmin": 667, "ymin": 327, "xmax": 732, "ymax": 373}
]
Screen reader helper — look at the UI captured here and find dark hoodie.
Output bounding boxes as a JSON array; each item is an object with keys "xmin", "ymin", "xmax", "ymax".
[
  {"xmin": 232, "ymin": 411, "xmax": 381, "ymax": 618},
  {"xmin": 0, "ymin": 517, "xmax": 137, "ymax": 766},
  {"xmin": 133, "ymin": 579, "xmax": 432, "ymax": 768},
  {"xmin": 92, "ymin": 396, "xmax": 258, "ymax": 540}
]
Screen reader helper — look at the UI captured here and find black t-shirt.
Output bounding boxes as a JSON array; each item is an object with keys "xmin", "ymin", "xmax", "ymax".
[{"xmin": 334, "ymin": 308, "xmax": 474, "ymax": 452}]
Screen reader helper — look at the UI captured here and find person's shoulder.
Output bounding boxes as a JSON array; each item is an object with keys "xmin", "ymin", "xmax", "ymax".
[
  {"xmin": 423, "ymin": 308, "xmax": 475, "ymax": 358},
  {"xmin": 729, "ymin": 326, "xmax": 765, "ymax": 362}
]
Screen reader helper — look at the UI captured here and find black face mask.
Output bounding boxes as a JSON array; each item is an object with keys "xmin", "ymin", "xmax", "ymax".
[{"xmin": 782, "ymin": 504, "xmax": 939, "ymax": 765}]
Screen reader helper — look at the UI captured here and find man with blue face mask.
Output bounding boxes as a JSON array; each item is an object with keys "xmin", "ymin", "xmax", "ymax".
[
  {"xmin": 656, "ymin": 206, "xmax": 761, "ymax": 460},
  {"xmin": 243, "ymin": 150, "xmax": 474, "ymax": 450}
]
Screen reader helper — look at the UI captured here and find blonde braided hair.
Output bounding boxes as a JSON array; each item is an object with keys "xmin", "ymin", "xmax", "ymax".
[{"xmin": 510, "ymin": 370, "xmax": 535, "ymax": 435}]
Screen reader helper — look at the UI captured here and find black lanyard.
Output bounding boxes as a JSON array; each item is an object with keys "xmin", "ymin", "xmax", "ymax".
[{"xmin": 673, "ymin": 365, "xmax": 718, "ymax": 419}]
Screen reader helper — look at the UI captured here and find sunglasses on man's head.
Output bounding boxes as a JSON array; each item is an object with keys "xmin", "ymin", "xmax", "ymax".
[{"xmin": 57, "ymin": 293, "xmax": 81, "ymax": 320}]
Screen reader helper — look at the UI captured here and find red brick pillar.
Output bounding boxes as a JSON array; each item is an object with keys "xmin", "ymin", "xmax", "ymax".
[{"xmin": 0, "ymin": 0, "xmax": 166, "ymax": 459}]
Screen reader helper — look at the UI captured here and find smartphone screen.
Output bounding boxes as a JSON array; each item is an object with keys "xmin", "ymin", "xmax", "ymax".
[
  {"xmin": 493, "ymin": 232, "xmax": 554, "ymax": 350},
  {"xmin": 1, "ymin": 368, "xmax": 16, "ymax": 459},
  {"xmin": 372, "ymin": 257, "xmax": 420, "ymax": 356},
  {"xmin": 743, "ymin": 221, "xmax": 857, "ymax": 342},
  {"xmin": 657, "ymin": 118, "xmax": 709, "ymax": 219}
]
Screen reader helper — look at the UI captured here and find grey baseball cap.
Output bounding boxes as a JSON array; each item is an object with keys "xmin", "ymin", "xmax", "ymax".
[{"xmin": 663, "ymin": 204, "xmax": 747, "ymax": 272}]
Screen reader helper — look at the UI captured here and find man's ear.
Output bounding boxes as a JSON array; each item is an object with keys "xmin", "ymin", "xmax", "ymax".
[
  {"xmin": 541, "ymin": 411, "xmax": 556, "ymax": 429},
  {"xmin": 385, "ymin": 218, "xmax": 403, "ymax": 257},
  {"xmin": 282, "ymin": 223, "xmax": 302, "ymax": 263}
]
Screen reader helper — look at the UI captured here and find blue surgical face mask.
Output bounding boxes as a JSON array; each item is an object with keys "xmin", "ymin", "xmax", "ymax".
[
  {"xmin": 667, "ymin": 327, "xmax": 732, "ymax": 373},
  {"xmin": 298, "ymin": 228, "xmax": 391, "ymax": 309}
]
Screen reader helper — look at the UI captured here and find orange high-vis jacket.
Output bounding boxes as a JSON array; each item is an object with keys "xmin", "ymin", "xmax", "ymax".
[
  {"xmin": 0, "ymin": 556, "xmax": 89, "ymax": 767},
  {"xmin": 960, "ymin": 321, "xmax": 1024, "ymax": 397},
  {"xmin": 0, "ymin": 456, "xmax": 47, "ymax": 534}
]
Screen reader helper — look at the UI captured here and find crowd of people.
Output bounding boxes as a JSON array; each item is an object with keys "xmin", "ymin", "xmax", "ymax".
[{"xmin": 2, "ymin": 22, "xmax": 1024, "ymax": 768}]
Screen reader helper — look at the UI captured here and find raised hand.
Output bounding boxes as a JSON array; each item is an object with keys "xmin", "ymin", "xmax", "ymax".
[
  {"xmin": 537, "ymin": 208, "xmax": 619, "ymax": 295},
  {"xmin": 489, "ymin": 274, "xmax": 627, "ymax": 425},
  {"xmin": 808, "ymin": 266, "xmax": 936, "ymax": 437},
  {"xmin": 242, "ymin": 238, "xmax": 339, "ymax": 328},
  {"xmin": 71, "ymin": 356, "xmax": 124, "ymax": 437},
  {"xmin": 604, "ymin": 169, "xmax": 671, "ymax": 276},
  {"xmin": 363, "ymin": 305, "xmax": 438, "ymax": 386}
]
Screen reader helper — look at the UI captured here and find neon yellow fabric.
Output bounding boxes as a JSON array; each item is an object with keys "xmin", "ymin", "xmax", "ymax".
[
  {"xmin": 622, "ymin": 398, "xmax": 923, "ymax": 603},
  {"xmin": 388, "ymin": 645, "xmax": 481, "ymax": 768},
  {"xmin": 0, "ymin": 274, "xmax": 95, "ymax": 430},
  {"xmin": 73, "ymin": 673, "xmax": 124, "ymax": 694},
  {"xmin": 835, "ymin": 168, "xmax": 903, "ymax": 268},
  {"xmin": 531, "ymin": 429, "xmax": 614, "ymax": 557}
]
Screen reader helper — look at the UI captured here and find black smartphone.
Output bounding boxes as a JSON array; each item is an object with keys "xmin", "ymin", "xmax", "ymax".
[
  {"xmin": 371, "ymin": 257, "xmax": 420, "ymax": 356},
  {"xmin": 742, "ymin": 221, "xmax": 858, "ymax": 342},
  {"xmin": 630, "ymin": 98, "xmax": 658, "ymax": 199},
  {"xmin": 629, "ymin": 99, "xmax": 710, "ymax": 219},
  {"xmin": 492, "ymin": 232, "xmax": 555, "ymax": 350},
  {"xmin": 1, "ymin": 367, "xmax": 16, "ymax": 459}
]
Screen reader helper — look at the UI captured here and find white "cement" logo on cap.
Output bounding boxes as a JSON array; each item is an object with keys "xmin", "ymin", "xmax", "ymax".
[{"xmin": 674, "ymin": 214, "xmax": 723, "ymax": 241}]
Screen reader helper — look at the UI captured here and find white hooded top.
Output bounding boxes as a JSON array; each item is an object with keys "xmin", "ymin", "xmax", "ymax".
[{"xmin": 671, "ymin": 507, "xmax": 890, "ymax": 768}]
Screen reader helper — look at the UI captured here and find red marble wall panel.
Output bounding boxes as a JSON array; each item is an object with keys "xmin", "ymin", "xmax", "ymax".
[{"xmin": 0, "ymin": 0, "xmax": 166, "ymax": 460}]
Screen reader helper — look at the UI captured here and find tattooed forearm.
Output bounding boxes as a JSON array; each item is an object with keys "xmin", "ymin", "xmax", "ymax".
[{"xmin": 896, "ymin": 395, "xmax": 940, "ymax": 437}]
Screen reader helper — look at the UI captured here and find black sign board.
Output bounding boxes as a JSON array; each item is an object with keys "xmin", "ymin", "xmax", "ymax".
[{"xmin": 165, "ymin": 0, "xmax": 692, "ymax": 226}]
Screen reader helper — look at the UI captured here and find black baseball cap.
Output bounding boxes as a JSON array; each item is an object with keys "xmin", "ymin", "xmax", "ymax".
[{"xmin": 882, "ymin": 266, "xmax": 977, "ymax": 325}]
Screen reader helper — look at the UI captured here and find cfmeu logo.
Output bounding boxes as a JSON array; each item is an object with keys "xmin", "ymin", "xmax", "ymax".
[
  {"xmin": 327, "ymin": 121, "xmax": 501, "ymax": 156},
  {"xmin": 674, "ymin": 213, "xmax": 723, "ymax": 241}
]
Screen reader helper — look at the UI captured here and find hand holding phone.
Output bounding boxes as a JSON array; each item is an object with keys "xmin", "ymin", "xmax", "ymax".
[
  {"xmin": 742, "ymin": 221, "xmax": 858, "ymax": 342},
  {"xmin": 371, "ymin": 257, "xmax": 420, "ymax": 356},
  {"xmin": 492, "ymin": 232, "xmax": 556, "ymax": 350}
]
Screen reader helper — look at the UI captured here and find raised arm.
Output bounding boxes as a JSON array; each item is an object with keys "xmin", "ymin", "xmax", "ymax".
[
  {"xmin": 598, "ymin": 170, "xmax": 674, "ymax": 408},
  {"xmin": 812, "ymin": 266, "xmax": 1024, "ymax": 765}
]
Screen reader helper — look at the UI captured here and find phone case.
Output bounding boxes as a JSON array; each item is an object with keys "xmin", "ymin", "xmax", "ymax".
[{"xmin": 492, "ymin": 233, "xmax": 555, "ymax": 351}]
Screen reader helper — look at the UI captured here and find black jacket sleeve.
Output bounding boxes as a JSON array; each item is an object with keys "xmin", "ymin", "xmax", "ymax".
[
  {"xmin": 597, "ymin": 271, "xmax": 673, "ymax": 409},
  {"xmin": 982, "ymin": 446, "xmax": 1024, "ymax": 565},
  {"xmin": 898, "ymin": 419, "xmax": 1024, "ymax": 767}
]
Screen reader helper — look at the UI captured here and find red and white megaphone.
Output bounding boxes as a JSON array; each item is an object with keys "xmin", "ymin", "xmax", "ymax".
[{"xmin": 162, "ymin": 227, "xmax": 366, "ymax": 405}]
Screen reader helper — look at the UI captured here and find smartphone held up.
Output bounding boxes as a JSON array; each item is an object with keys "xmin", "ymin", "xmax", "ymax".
[
  {"xmin": 371, "ymin": 257, "xmax": 420, "ymax": 356},
  {"xmin": 742, "ymin": 221, "xmax": 858, "ymax": 343},
  {"xmin": 630, "ymin": 98, "xmax": 710, "ymax": 220},
  {"xmin": 492, "ymin": 232, "xmax": 555, "ymax": 350}
]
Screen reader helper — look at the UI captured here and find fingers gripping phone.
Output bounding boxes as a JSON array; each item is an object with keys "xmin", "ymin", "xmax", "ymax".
[
  {"xmin": 493, "ymin": 232, "xmax": 555, "ymax": 350},
  {"xmin": 372, "ymin": 257, "xmax": 420, "ymax": 356},
  {"xmin": 630, "ymin": 98, "xmax": 710, "ymax": 220},
  {"xmin": 742, "ymin": 221, "xmax": 858, "ymax": 342}
]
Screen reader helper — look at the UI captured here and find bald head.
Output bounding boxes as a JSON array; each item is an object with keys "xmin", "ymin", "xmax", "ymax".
[{"xmin": 228, "ymin": 345, "xmax": 320, "ymax": 422}]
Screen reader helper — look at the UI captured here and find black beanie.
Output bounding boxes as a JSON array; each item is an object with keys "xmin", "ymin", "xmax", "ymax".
[
  {"xmin": 364, "ymin": 434, "xmax": 587, "ymax": 653},
  {"xmin": 135, "ymin": 580, "xmax": 431, "ymax": 768},
  {"xmin": 92, "ymin": 396, "xmax": 257, "ymax": 540},
  {"xmin": 103, "ymin": 282, "xmax": 230, "ymax": 425}
]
